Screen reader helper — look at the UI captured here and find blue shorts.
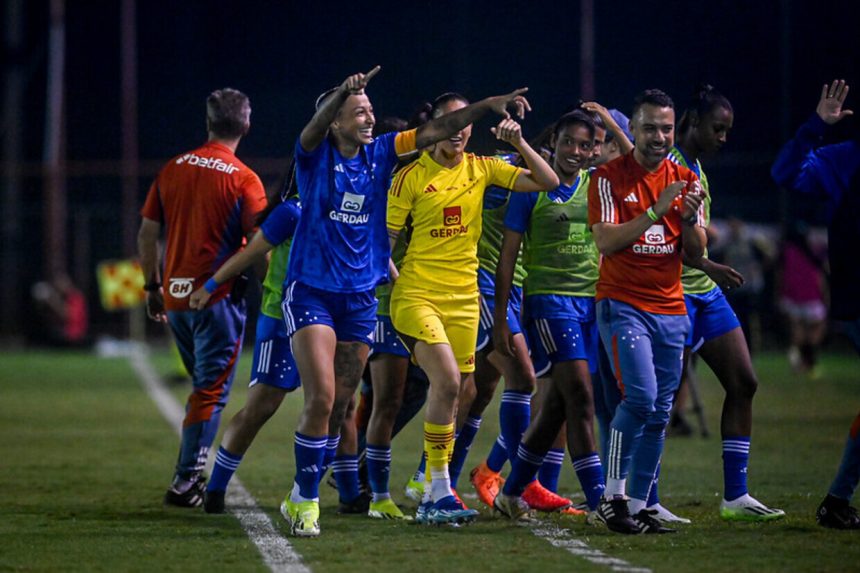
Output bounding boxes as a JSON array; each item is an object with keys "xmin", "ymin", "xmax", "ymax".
[
  {"xmin": 282, "ymin": 280, "xmax": 377, "ymax": 346},
  {"xmin": 684, "ymin": 287, "xmax": 740, "ymax": 351},
  {"xmin": 371, "ymin": 314, "xmax": 409, "ymax": 358},
  {"xmin": 523, "ymin": 295, "xmax": 599, "ymax": 378},
  {"xmin": 476, "ymin": 267, "xmax": 523, "ymax": 352},
  {"xmin": 250, "ymin": 314, "xmax": 300, "ymax": 391}
]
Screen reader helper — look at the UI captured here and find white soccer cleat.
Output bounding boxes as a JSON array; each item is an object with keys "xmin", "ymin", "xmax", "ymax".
[
  {"xmin": 646, "ymin": 503, "xmax": 692, "ymax": 524},
  {"xmin": 720, "ymin": 494, "xmax": 785, "ymax": 522}
]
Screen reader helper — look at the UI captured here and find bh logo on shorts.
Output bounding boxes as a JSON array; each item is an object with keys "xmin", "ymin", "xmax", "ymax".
[
  {"xmin": 644, "ymin": 224, "xmax": 665, "ymax": 245},
  {"xmin": 168, "ymin": 278, "xmax": 194, "ymax": 298},
  {"xmin": 444, "ymin": 206, "xmax": 462, "ymax": 226},
  {"xmin": 340, "ymin": 192, "xmax": 365, "ymax": 213}
]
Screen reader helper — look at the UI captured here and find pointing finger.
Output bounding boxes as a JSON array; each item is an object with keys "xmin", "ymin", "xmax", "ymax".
[{"xmin": 364, "ymin": 65, "xmax": 381, "ymax": 82}]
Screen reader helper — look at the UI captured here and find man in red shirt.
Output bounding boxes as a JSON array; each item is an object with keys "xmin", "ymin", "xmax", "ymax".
[
  {"xmin": 587, "ymin": 89, "xmax": 706, "ymax": 533},
  {"xmin": 138, "ymin": 88, "xmax": 266, "ymax": 507}
]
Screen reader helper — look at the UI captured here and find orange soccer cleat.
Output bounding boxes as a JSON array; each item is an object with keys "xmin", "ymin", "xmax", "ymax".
[
  {"xmin": 522, "ymin": 480, "xmax": 573, "ymax": 512},
  {"xmin": 470, "ymin": 461, "xmax": 504, "ymax": 507}
]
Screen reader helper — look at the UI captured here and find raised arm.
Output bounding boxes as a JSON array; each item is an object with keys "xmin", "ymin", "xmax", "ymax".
[
  {"xmin": 493, "ymin": 228, "xmax": 524, "ymax": 357},
  {"xmin": 581, "ymin": 101, "xmax": 634, "ymax": 154},
  {"xmin": 299, "ymin": 66, "xmax": 381, "ymax": 153},
  {"xmin": 491, "ymin": 119, "xmax": 560, "ymax": 192},
  {"xmin": 188, "ymin": 230, "xmax": 275, "ymax": 310},
  {"xmin": 772, "ymin": 79, "xmax": 852, "ymax": 193},
  {"xmin": 414, "ymin": 88, "xmax": 531, "ymax": 149}
]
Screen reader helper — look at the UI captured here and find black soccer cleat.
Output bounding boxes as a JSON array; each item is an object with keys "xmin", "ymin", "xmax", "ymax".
[
  {"xmin": 164, "ymin": 475, "xmax": 206, "ymax": 508},
  {"xmin": 203, "ymin": 490, "xmax": 226, "ymax": 514},
  {"xmin": 595, "ymin": 496, "xmax": 641, "ymax": 535},
  {"xmin": 816, "ymin": 494, "xmax": 860, "ymax": 530},
  {"xmin": 632, "ymin": 508, "xmax": 678, "ymax": 534},
  {"xmin": 337, "ymin": 491, "xmax": 372, "ymax": 514}
]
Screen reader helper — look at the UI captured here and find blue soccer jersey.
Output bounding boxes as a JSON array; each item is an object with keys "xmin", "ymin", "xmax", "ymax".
[{"xmin": 287, "ymin": 131, "xmax": 417, "ymax": 293}]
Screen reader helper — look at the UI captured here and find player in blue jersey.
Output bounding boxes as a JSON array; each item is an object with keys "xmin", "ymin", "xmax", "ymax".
[
  {"xmin": 184, "ymin": 188, "xmax": 301, "ymax": 514},
  {"xmin": 645, "ymin": 85, "xmax": 783, "ymax": 523},
  {"xmin": 773, "ymin": 78, "xmax": 860, "ymax": 529},
  {"xmin": 279, "ymin": 66, "xmax": 537, "ymax": 537}
]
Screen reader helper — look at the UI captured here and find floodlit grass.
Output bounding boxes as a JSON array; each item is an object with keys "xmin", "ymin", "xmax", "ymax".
[{"xmin": 1, "ymin": 347, "xmax": 858, "ymax": 572}]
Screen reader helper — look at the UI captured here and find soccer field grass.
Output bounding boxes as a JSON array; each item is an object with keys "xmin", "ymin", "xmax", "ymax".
[{"xmin": 1, "ymin": 347, "xmax": 858, "ymax": 572}]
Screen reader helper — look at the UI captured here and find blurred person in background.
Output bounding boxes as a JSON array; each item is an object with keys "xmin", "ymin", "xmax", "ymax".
[{"xmin": 772, "ymin": 78, "xmax": 860, "ymax": 529}]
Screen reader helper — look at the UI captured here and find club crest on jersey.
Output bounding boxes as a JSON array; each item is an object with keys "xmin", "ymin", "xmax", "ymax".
[
  {"xmin": 444, "ymin": 206, "xmax": 462, "ymax": 226},
  {"xmin": 340, "ymin": 192, "xmax": 365, "ymax": 213},
  {"xmin": 168, "ymin": 278, "xmax": 195, "ymax": 298}
]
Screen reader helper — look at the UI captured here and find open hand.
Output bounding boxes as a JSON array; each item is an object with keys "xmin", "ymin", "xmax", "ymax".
[{"xmin": 817, "ymin": 79, "xmax": 852, "ymax": 125}]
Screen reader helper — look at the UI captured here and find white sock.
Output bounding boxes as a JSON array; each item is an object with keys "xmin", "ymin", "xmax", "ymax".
[
  {"xmin": 605, "ymin": 477, "xmax": 627, "ymax": 498},
  {"xmin": 430, "ymin": 468, "xmax": 454, "ymax": 502},
  {"xmin": 629, "ymin": 497, "xmax": 647, "ymax": 514},
  {"xmin": 372, "ymin": 492, "xmax": 391, "ymax": 503}
]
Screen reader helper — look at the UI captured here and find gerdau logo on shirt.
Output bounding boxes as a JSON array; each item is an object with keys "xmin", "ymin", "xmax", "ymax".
[
  {"xmin": 633, "ymin": 224, "xmax": 676, "ymax": 255},
  {"xmin": 329, "ymin": 191, "xmax": 369, "ymax": 224},
  {"xmin": 430, "ymin": 205, "xmax": 468, "ymax": 238}
]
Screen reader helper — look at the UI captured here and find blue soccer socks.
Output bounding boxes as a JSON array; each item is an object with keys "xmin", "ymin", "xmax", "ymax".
[
  {"xmin": 723, "ymin": 437, "xmax": 751, "ymax": 501},
  {"xmin": 208, "ymin": 446, "xmax": 243, "ymax": 493},
  {"xmin": 293, "ymin": 433, "xmax": 326, "ymax": 501},
  {"xmin": 449, "ymin": 415, "xmax": 482, "ymax": 489}
]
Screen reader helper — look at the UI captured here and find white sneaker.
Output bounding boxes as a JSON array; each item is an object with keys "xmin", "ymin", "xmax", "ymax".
[
  {"xmin": 646, "ymin": 503, "xmax": 692, "ymax": 524},
  {"xmin": 720, "ymin": 494, "xmax": 785, "ymax": 522}
]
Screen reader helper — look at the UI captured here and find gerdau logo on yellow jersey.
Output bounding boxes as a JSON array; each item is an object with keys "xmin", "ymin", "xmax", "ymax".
[{"xmin": 430, "ymin": 205, "xmax": 468, "ymax": 238}]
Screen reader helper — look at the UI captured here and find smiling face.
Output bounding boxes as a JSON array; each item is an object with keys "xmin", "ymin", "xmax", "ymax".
[
  {"xmin": 432, "ymin": 98, "xmax": 471, "ymax": 160},
  {"xmin": 631, "ymin": 103, "xmax": 675, "ymax": 170},
  {"xmin": 332, "ymin": 93, "xmax": 376, "ymax": 147},
  {"xmin": 693, "ymin": 104, "xmax": 734, "ymax": 154},
  {"xmin": 552, "ymin": 123, "xmax": 594, "ymax": 180}
]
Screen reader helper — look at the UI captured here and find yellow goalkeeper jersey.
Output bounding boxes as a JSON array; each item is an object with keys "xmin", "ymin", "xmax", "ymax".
[{"xmin": 387, "ymin": 151, "xmax": 521, "ymax": 293}]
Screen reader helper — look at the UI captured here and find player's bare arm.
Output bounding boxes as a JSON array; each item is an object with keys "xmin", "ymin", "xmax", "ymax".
[
  {"xmin": 300, "ymin": 66, "xmax": 381, "ymax": 152},
  {"xmin": 414, "ymin": 88, "xmax": 531, "ymax": 149},
  {"xmin": 493, "ymin": 228, "xmax": 524, "ymax": 357},
  {"xmin": 491, "ymin": 119, "xmax": 559, "ymax": 192}
]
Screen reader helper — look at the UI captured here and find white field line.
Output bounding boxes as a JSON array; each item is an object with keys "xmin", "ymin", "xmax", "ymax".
[
  {"xmin": 129, "ymin": 347, "xmax": 310, "ymax": 573},
  {"xmin": 528, "ymin": 521, "xmax": 652, "ymax": 573}
]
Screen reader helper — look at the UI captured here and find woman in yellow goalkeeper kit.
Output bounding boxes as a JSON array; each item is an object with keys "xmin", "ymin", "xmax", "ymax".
[{"xmin": 386, "ymin": 92, "xmax": 558, "ymax": 524}]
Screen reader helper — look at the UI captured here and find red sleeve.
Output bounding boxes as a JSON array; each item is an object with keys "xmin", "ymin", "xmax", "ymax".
[
  {"xmin": 240, "ymin": 173, "xmax": 267, "ymax": 234},
  {"xmin": 588, "ymin": 166, "xmax": 617, "ymax": 228},
  {"xmin": 140, "ymin": 179, "xmax": 163, "ymax": 222}
]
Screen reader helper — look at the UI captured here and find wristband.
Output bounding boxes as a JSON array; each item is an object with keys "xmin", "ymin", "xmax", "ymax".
[
  {"xmin": 204, "ymin": 278, "xmax": 219, "ymax": 294},
  {"xmin": 646, "ymin": 207, "xmax": 659, "ymax": 222},
  {"xmin": 143, "ymin": 281, "xmax": 161, "ymax": 292},
  {"xmin": 682, "ymin": 213, "xmax": 698, "ymax": 226}
]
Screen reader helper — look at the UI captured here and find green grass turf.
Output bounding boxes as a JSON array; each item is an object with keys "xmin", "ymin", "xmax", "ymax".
[{"xmin": 1, "ymin": 347, "xmax": 858, "ymax": 572}]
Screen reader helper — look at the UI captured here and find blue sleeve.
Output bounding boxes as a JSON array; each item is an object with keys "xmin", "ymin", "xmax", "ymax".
[
  {"xmin": 372, "ymin": 132, "xmax": 399, "ymax": 178},
  {"xmin": 771, "ymin": 114, "xmax": 831, "ymax": 196},
  {"xmin": 260, "ymin": 199, "xmax": 301, "ymax": 246},
  {"xmin": 483, "ymin": 185, "xmax": 510, "ymax": 210},
  {"xmin": 294, "ymin": 135, "xmax": 326, "ymax": 167},
  {"xmin": 504, "ymin": 192, "xmax": 539, "ymax": 233}
]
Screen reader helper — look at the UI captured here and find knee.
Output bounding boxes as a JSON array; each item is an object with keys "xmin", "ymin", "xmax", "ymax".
[
  {"xmin": 304, "ymin": 390, "xmax": 335, "ymax": 421},
  {"xmin": 243, "ymin": 400, "xmax": 280, "ymax": 426},
  {"xmin": 619, "ymin": 394, "xmax": 656, "ymax": 421},
  {"xmin": 432, "ymin": 376, "xmax": 461, "ymax": 406}
]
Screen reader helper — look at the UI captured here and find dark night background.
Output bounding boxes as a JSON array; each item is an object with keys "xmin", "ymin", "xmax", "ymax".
[{"xmin": 3, "ymin": 0, "xmax": 859, "ymax": 339}]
